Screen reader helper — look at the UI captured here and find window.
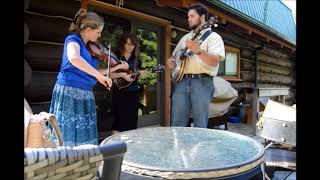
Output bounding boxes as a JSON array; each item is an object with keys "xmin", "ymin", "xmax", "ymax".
[
  {"xmin": 170, "ymin": 27, "xmax": 189, "ymax": 53},
  {"xmin": 218, "ymin": 46, "xmax": 241, "ymax": 81}
]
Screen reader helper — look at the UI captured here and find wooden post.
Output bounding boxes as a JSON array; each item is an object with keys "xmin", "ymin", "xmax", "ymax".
[
  {"xmin": 165, "ymin": 24, "xmax": 171, "ymax": 127},
  {"xmin": 252, "ymin": 88, "xmax": 259, "ymax": 135},
  {"xmin": 81, "ymin": 0, "xmax": 89, "ymax": 9},
  {"xmin": 24, "ymin": 22, "xmax": 29, "ymax": 44},
  {"xmin": 24, "ymin": 0, "xmax": 31, "ymax": 11}
]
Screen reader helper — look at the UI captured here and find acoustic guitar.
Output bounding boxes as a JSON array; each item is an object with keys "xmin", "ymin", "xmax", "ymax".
[{"xmin": 171, "ymin": 16, "xmax": 218, "ymax": 82}]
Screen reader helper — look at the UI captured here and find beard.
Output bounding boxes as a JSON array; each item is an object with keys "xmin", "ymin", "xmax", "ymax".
[{"xmin": 189, "ymin": 18, "xmax": 202, "ymax": 30}]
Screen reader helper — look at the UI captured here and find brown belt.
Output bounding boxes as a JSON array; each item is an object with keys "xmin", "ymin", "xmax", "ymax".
[{"xmin": 183, "ymin": 73, "xmax": 212, "ymax": 79}]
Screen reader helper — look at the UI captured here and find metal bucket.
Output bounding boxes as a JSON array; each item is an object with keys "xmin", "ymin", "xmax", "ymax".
[{"xmin": 258, "ymin": 100, "xmax": 296, "ymax": 146}]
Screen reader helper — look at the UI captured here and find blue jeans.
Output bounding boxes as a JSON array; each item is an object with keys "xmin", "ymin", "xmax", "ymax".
[{"xmin": 170, "ymin": 77, "xmax": 214, "ymax": 128}]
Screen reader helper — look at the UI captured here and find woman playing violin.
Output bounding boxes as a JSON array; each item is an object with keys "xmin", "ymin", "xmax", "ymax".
[
  {"xmin": 49, "ymin": 9, "xmax": 127, "ymax": 146},
  {"xmin": 110, "ymin": 32, "xmax": 142, "ymax": 133}
]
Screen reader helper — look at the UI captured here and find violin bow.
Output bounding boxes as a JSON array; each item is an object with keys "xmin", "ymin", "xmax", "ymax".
[
  {"xmin": 107, "ymin": 42, "xmax": 111, "ymax": 78},
  {"xmin": 106, "ymin": 42, "xmax": 111, "ymax": 90}
]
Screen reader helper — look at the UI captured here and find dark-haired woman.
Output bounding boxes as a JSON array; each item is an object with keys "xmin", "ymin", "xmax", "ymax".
[{"xmin": 110, "ymin": 32, "xmax": 142, "ymax": 133}]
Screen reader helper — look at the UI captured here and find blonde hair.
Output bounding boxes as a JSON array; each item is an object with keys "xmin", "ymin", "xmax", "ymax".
[{"xmin": 69, "ymin": 9, "xmax": 104, "ymax": 33}]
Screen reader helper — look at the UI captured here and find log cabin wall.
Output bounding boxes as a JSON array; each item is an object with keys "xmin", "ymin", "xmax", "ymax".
[
  {"xmin": 99, "ymin": 0, "xmax": 296, "ymax": 105},
  {"xmin": 24, "ymin": 0, "xmax": 81, "ymax": 113},
  {"xmin": 222, "ymin": 28, "xmax": 295, "ymax": 105}
]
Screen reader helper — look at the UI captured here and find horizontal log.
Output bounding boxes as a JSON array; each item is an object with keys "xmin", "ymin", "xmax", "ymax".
[
  {"xmin": 230, "ymin": 82, "xmax": 290, "ymax": 89},
  {"xmin": 261, "ymin": 45, "xmax": 291, "ymax": 59},
  {"xmin": 221, "ymin": 30, "xmax": 293, "ymax": 59},
  {"xmin": 98, "ymin": 0, "xmax": 188, "ymax": 28},
  {"xmin": 24, "ymin": 71, "xmax": 57, "ymax": 102},
  {"xmin": 217, "ymin": 28, "xmax": 261, "ymax": 50},
  {"xmin": 241, "ymin": 59, "xmax": 291, "ymax": 76},
  {"xmin": 24, "ymin": 12, "xmax": 71, "ymax": 43},
  {"xmin": 24, "ymin": 60, "xmax": 32, "ymax": 87},
  {"xmin": 24, "ymin": 22, "xmax": 29, "ymax": 44},
  {"xmin": 28, "ymin": 0, "xmax": 80, "ymax": 19},
  {"xmin": 241, "ymin": 46, "xmax": 294, "ymax": 63},
  {"xmin": 241, "ymin": 49, "xmax": 293, "ymax": 68},
  {"xmin": 258, "ymin": 53, "xmax": 293, "ymax": 68},
  {"xmin": 224, "ymin": 25, "xmax": 293, "ymax": 58},
  {"xmin": 24, "ymin": 41, "xmax": 63, "ymax": 71},
  {"xmin": 241, "ymin": 49, "xmax": 254, "ymax": 59},
  {"xmin": 241, "ymin": 71, "xmax": 292, "ymax": 85}
]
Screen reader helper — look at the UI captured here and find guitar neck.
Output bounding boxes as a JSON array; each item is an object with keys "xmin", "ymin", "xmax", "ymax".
[
  {"xmin": 141, "ymin": 68, "xmax": 158, "ymax": 73},
  {"xmin": 136, "ymin": 65, "xmax": 163, "ymax": 74},
  {"xmin": 180, "ymin": 27, "xmax": 207, "ymax": 54}
]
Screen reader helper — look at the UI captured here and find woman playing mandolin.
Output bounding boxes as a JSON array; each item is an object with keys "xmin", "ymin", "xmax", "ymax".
[{"xmin": 110, "ymin": 32, "xmax": 142, "ymax": 133}]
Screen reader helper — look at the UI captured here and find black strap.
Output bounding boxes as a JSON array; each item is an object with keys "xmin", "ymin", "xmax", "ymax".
[{"xmin": 199, "ymin": 29, "xmax": 213, "ymax": 45}]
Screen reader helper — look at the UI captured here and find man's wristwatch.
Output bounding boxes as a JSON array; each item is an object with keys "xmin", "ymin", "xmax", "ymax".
[{"xmin": 195, "ymin": 49, "xmax": 202, "ymax": 55}]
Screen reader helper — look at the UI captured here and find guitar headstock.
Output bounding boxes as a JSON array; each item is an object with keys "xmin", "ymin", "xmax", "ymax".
[
  {"xmin": 208, "ymin": 16, "xmax": 218, "ymax": 27},
  {"xmin": 197, "ymin": 16, "xmax": 219, "ymax": 33}
]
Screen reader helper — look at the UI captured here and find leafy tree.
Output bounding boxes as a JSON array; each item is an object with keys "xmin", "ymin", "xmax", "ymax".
[{"xmin": 136, "ymin": 29, "xmax": 158, "ymax": 86}]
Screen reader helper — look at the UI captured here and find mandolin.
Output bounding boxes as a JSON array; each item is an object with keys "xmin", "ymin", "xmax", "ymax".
[{"xmin": 114, "ymin": 64, "xmax": 165, "ymax": 90}]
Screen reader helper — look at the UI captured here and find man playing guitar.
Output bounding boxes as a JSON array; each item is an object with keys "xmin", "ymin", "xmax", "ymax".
[{"xmin": 168, "ymin": 3, "xmax": 225, "ymax": 128}]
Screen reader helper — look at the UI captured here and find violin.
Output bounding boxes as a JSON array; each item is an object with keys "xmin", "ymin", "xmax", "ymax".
[
  {"xmin": 87, "ymin": 41, "xmax": 120, "ymax": 66},
  {"xmin": 87, "ymin": 41, "xmax": 147, "ymax": 90},
  {"xmin": 87, "ymin": 41, "xmax": 119, "ymax": 90}
]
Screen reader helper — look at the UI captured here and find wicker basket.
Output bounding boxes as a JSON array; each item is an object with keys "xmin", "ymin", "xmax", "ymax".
[{"xmin": 24, "ymin": 145, "xmax": 103, "ymax": 180}]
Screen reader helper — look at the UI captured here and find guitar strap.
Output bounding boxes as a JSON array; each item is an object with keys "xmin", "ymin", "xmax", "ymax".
[{"xmin": 199, "ymin": 29, "xmax": 213, "ymax": 44}]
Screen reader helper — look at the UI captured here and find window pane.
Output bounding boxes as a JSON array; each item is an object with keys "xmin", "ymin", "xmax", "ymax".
[{"xmin": 225, "ymin": 52, "xmax": 238, "ymax": 76}]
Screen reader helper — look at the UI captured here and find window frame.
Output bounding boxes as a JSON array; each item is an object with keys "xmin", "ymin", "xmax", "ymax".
[{"xmin": 220, "ymin": 45, "xmax": 241, "ymax": 81}]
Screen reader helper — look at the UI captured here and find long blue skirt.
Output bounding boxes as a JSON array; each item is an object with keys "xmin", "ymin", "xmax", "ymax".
[{"xmin": 49, "ymin": 84, "xmax": 98, "ymax": 146}]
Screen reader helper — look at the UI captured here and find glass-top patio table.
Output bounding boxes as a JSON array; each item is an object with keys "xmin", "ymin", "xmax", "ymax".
[{"xmin": 101, "ymin": 127, "xmax": 265, "ymax": 179}]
